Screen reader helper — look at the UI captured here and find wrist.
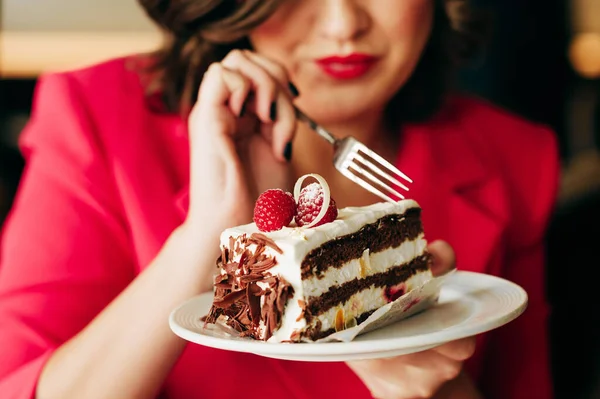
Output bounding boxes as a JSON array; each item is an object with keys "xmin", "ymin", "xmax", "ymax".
[
  {"xmin": 169, "ymin": 223, "xmax": 220, "ymax": 257},
  {"xmin": 183, "ymin": 204, "xmax": 253, "ymax": 241},
  {"xmin": 154, "ymin": 224, "xmax": 220, "ymax": 289}
]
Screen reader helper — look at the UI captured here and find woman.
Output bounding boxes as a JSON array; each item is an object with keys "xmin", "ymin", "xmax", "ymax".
[{"xmin": 0, "ymin": 0, "xmax": 558, "ymax": 398}]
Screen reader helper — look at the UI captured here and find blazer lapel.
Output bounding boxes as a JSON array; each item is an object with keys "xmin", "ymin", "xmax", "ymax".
[{"xmin": 397, "ymin": 115, "xmax": 509, "ymax": 275}]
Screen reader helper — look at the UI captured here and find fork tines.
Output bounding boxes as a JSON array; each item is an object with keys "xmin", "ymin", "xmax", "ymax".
[
  {"xmin": 341, "ymin": 142, "xmax": 412, "ymax": 203},
  {"xmin": 295, "ymin": 106, "xmax": 413, "ymax": 203}
]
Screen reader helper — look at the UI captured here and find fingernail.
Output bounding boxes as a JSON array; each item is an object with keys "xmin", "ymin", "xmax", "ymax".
[
  {"xmin": 283, "ymin": 141, "xmax": 293, "ymax": 162},
  {"xmin": 270, "ymin": 101, "xmax": 277, "ymax": 122},
  {"xmin": 288, "ymin": 82, "xmax": 300, "ymax": 97}
]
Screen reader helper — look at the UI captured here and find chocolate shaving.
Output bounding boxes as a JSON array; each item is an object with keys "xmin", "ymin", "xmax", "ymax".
[
  {"xmin": 250, "ymin": 258, "xmax": 277, "ymax": 273},
  {"xmin": 239, "ymin": 274, "xmax": 264, "ymax": 283},
  {"xmin": 263, "ymin": 275, "xmax": 278, "ymax": 286},
  {"xmin": 254, "ymin": 245, "xmax": 266, "ymax": 258},
  {"xmin": 239, "ymin": 251, "xmax": 248, "ymax": 274},
  {"xmin": 213, "ymin": 289, "xmax": 245, "ymax": 307},
  {"xmin": 214, "ymin": 274, "xmax": 231, "ymax": 289},
  {"xmin": 204, "ymin": 234, "xmax": 292, "ymax": 341},
  {"xmin": 220, "ymin": 247, "xmax": 228, "ymax": 267},
  {"xmin": 250, "ymin": 233, "xmax": 283, "ymax": 254},
  {"xmin": 247, "ymin": 283, "xmax": 262, "ymax": 326},
  {"xmin": 296, "ymin": 299, "xmax": 307, "ymax": 322},
  {"xmin": 213, "ymin": 286, "xmax": 229, "ymax": 301},
  {"xmin": 260, "ymin": 278, "xmax": 295, "ymax": 339},
  {"xmin": 251, "ymin": 258, "xmax": 276, "ymax": 268},
  {"xmin": 227, "ymin": 316, "xmax": 244, "ymax": 332},
  {"xmin": 224, "ymin": 261, "xmax": 239, "ymax": 274},
  {"xmin": 215, "ymin": 281, "xmax": 232, "ymax": 289}
]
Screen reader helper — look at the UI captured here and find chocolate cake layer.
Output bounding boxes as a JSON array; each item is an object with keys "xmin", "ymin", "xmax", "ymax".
[
  {"xmin": 301, "ymin": 208, "xmax": 423, "ymax": 280},
  {"xmin": 302, "ymin": 308, "xmax": 378, "ymax": 341},
  {"xmin": 304, "ymin": 254, "xmax": 431, "ymax": 322}
]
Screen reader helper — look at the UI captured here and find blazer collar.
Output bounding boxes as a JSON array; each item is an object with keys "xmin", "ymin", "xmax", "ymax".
[
  {"xmin": 396, "ymin": 105, "xmax": 489, "ymax": 195},
  {"xmin": 397, "ymin": 106, "xmax": 509, "ymax": 274}
]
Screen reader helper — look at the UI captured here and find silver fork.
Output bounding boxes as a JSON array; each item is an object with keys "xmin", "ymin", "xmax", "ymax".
[{"xmin": 295, "ymin": 108, "xmax": 412, "ymax": 203}]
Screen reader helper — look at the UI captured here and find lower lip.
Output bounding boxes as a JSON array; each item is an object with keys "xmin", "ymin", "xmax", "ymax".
[{"xmin": 316, "ymin": 59, "xmax": 377, "ymax": 80}]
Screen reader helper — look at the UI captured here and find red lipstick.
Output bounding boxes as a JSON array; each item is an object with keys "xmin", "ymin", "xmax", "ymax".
[{"xmin": 316, "ymin": 53, "xmax": 377, "ymax": 80}]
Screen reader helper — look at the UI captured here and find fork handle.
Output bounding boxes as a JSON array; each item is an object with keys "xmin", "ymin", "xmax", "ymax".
[{"xmin": 294, "ymin": 107, "xmax": 337, "ymax": 146}]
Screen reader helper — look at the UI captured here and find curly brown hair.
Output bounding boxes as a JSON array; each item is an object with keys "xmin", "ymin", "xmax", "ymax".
[{"xmin": 138, "ymin": 0, "xmax": 488, "ymax": 124}]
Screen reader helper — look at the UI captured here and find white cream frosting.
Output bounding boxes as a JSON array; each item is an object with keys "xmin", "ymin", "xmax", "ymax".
[
  {"xmin": 309, "ymin": 270, "xmax": 433, "ymax": 334},
  {"xmin": 218, "ymin": 200, "xmax": 427, "ymax": 342},
  {"xmin": 302, "ymin": 235, "xmax": 427, "ymax": 298}
]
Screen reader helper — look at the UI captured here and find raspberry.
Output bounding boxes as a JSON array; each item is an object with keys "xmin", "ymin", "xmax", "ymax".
[
  {"xmin": 253, "ymin": 189, "xmax": 296, "ymax": 232},
  {"xmin": 295, "ymin": 183, "xmax": 338, "ymax": 227},
  {"xmin": 384, "ymin": 283, "xmax": 406, "ymax": 303}
]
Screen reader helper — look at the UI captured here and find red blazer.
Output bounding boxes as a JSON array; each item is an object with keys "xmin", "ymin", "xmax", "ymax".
[{"xmin": 0, "ymin": 57, "xmax": 559, "ymax": 399}]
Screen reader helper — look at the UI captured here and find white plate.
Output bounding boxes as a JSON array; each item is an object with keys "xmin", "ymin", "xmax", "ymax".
[{"xmin": 169, "ymin": 271, "xmax": 527, "ymax": 362}]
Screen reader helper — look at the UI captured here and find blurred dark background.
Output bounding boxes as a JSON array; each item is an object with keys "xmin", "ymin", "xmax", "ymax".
[{"xmin": 1, "ymin": 0, "xmax": 599, "ymax": 398}]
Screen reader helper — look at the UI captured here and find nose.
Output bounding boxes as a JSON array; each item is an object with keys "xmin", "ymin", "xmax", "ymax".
[{"xmin": 316, "ymin": 0, "xmax": 370, "ymax": 42}]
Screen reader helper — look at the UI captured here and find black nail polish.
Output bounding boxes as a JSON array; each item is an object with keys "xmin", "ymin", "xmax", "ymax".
[
  {"xmin": 283, "ymin": 141, "xmax": 293, "ymax": 162},
  {"xmin": 288, "ymin": 82, "xmax": 300, "ymax": 97},
  {"xmin": 239, "ymin": 99, "xmax": 247, "ymax": 117},
  {"xmin": 270, "ymin": 101, "xmax": 277, "ymax": 122}
]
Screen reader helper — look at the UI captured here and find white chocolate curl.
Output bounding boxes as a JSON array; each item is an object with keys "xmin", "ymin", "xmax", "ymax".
[{"xmin": 293, "ymin": 173, "xmax": 332, "ymax": 228}]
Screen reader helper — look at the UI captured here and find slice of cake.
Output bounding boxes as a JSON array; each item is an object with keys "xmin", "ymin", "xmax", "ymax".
[{"xmin": 205, "ymin": 174, "xmax": 432, "ymax": 342}]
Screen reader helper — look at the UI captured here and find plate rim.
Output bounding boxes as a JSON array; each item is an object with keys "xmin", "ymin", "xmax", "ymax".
[{"xmin": 169, "ymin": 271, "xmax": 528, "ymax": 357}]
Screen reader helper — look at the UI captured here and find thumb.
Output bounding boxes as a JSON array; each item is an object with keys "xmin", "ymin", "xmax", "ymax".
[{"xmin": 427, "ymin": 240, "xmax": 456, "ymax": 277}]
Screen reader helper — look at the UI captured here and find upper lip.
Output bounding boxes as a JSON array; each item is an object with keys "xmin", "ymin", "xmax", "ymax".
[{"xmin": 316, "ymin": 53, "xmax": 377, "ymax": 64}]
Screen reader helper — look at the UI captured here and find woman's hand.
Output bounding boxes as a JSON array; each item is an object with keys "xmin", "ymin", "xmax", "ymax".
[
  {"xmin": 347, "ymin": 241, "xmax": 479, "ymax": 399},
  {"xmin": 184, "ymin": 49, "xmax": 298, "ymax": 237}
]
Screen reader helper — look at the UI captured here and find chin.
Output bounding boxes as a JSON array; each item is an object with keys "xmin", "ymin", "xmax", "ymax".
[
  {"xmin": 303, "ymin": 104, "xmax": 367, "ymax": 125},
  {"xmin": 322, "ymin": 104, "xmax": 390, "ymax": 126},
  {"xmin": 296, "ymin": 93, "xmax": 388, "ymax": 124}
]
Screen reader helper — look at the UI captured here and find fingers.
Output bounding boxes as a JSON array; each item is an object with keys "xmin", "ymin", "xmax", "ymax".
[
  {"xmin": 432, "ymin": 337, "xmax": 476, "ymax": 361},
  {"xmin": 221, "ymin": 50, "xmax": 297, "ymax": 162},
  {"xmin": 348, "ymin": 350, "xmax": 464, "ymax": 398},
  {"xmin": 243, "ymin": 51, "xmax": 299, "ymax": 160},
  {"xmin": 221, "ymin": 50, "xmax": 280, "ymax": 123},
  {"xmin": 427, "ymin": 240, "xmax": 456, "ymax": 277},
  {"xmin": 190, "ymin": 64, "xmax": 251, "ymax": 164},
  {"xmin": 196, "ymin": 63, "xmax": 249, "ymax": 115},
  {"xmin": 242, "ymin": 50, "xmax": 298, "ymax": 97}
]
